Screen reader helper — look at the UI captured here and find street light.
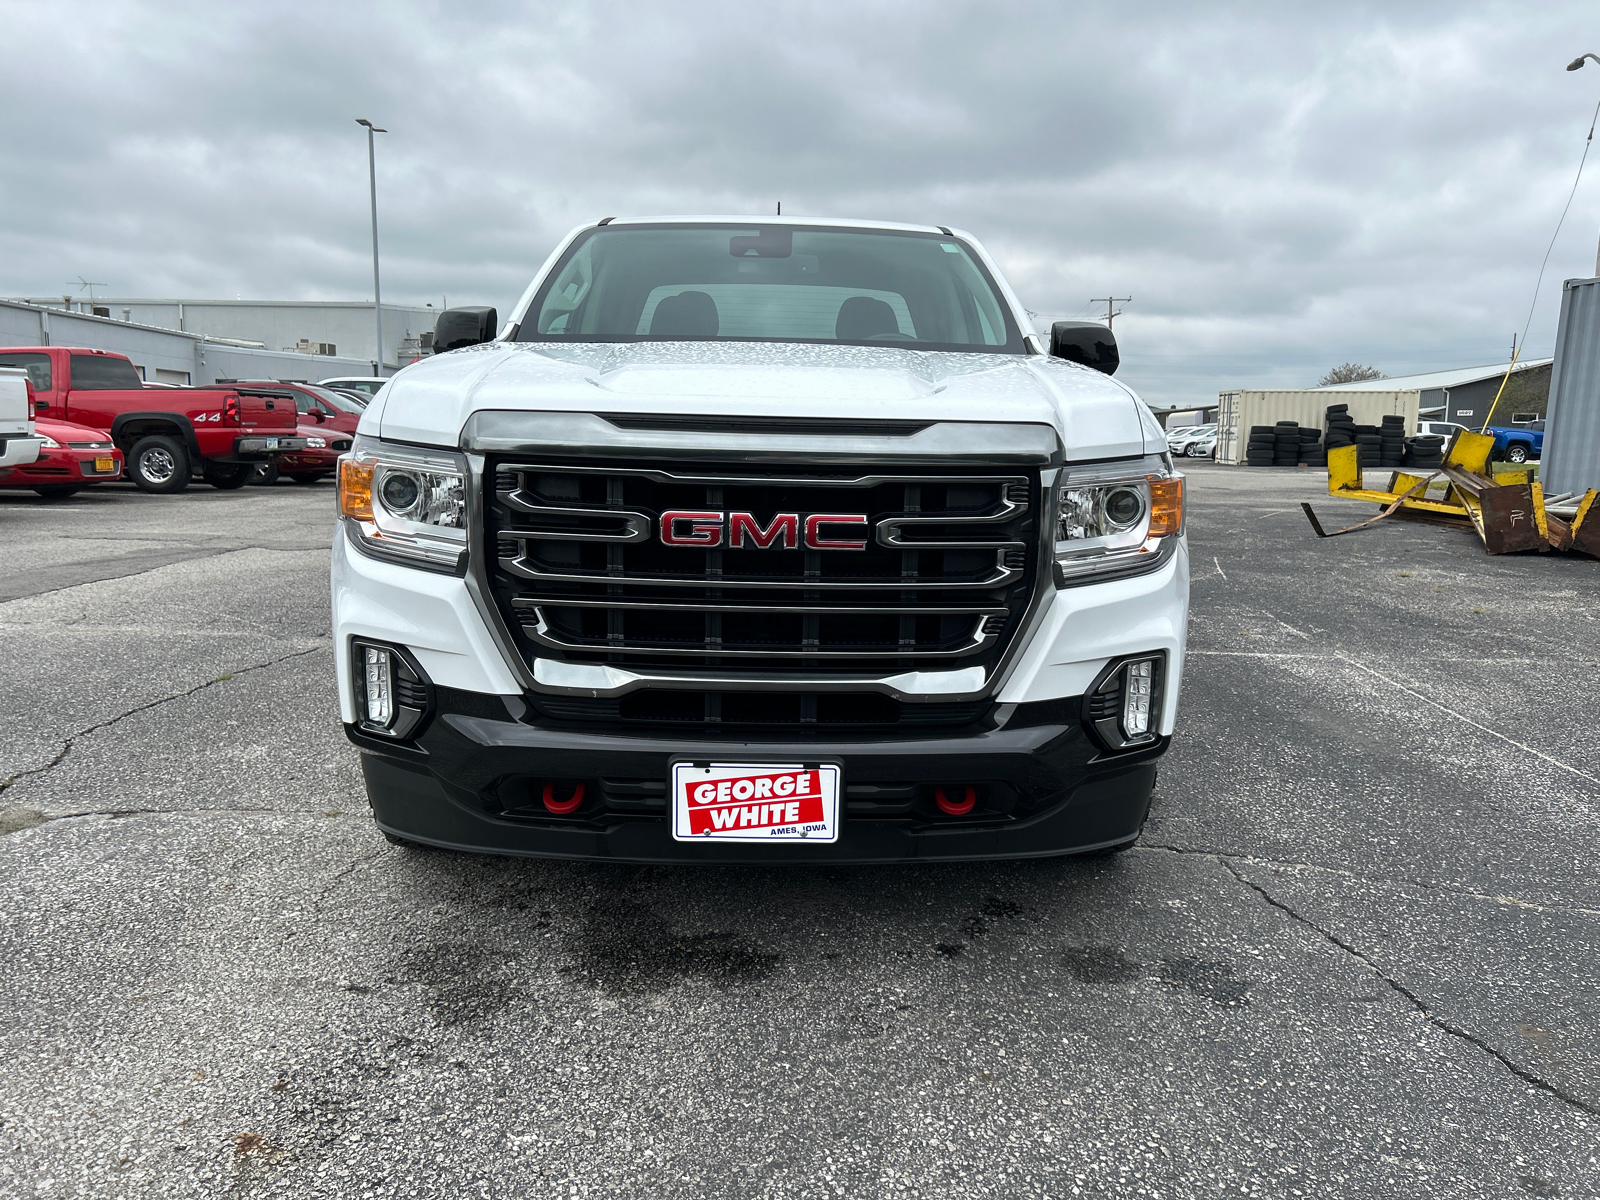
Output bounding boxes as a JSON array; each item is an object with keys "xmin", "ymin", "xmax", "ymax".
[{"xmin": 356, "ymin": 118, "xmax": 388, "ymax": 374}]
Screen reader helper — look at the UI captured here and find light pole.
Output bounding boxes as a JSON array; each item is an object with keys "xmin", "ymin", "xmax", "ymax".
[
  {"xmin": 1566, "ymin": 55, "xmax": 1600, "ymax": 275},
  {"xmin": 356, "ymin": 118, "xmax": 388, "ymax": 373}
]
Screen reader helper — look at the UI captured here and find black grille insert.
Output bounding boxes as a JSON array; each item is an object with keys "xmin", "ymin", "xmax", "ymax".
[{"xmin": 485, "ymin": 458, "xmax": 1039, "ymax": 676}]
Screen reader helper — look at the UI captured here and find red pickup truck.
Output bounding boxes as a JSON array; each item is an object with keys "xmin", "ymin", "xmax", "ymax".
[{"xmin": 0, "ymin": 346, "xmax": 304, "ymax": 493}]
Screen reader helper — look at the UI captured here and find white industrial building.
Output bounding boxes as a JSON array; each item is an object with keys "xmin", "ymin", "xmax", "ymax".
[
  {"xmin": 12, "ymin": 297, "xmax": 442, "ymax": 373},
  {"xmin": 0, "ymin": 299, "xmax": 381, "ymax": 386}
]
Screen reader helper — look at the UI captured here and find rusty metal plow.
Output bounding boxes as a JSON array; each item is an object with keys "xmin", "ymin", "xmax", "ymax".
[{"xmin": 1302, "ymin": 432, "xmax": 1600, "ymax": 558}]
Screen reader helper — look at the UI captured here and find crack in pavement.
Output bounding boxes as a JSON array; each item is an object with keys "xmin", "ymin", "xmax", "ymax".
[
  {"xmin": 314, "ymin": 848, "xmax": 387, "ymax": 911},
  {"xmin": 0, "ymin": 644, "xmax": 326, "ymax": 801},
  {"xmin": 1, "ymin": 544, "xmax": 329, "ymax": 604},
  {"xmin": 1215, "ymin": 856, "xmax": 1599, "ymax": 1117},
  {"xmin": 1137, "ymin": 843, "xmax": 1600, "ymax": 919}
]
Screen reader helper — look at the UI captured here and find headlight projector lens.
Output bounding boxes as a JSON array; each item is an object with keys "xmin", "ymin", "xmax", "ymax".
[
  {"xmin": 380, "ymin": 471, "xmax": 421, "ymax": 515},
  {"xmin": 1104, "ymin": 487, "xmax": 1145, "ymax": 529}
]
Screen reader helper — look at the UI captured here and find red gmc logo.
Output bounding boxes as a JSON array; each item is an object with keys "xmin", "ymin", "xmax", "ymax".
[{"xmin": 659, "ymin": 511, "xmax": 869, "ymax": 550}]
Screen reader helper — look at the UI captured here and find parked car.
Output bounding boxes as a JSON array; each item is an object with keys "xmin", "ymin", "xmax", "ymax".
[
  {"xmin": 1416, "ymin": 419, "xmax": 1543, "ymax": 463},
  {"xmin": 0, "ymin": 366, "xmax": 42, "ymax": 472},
  {"xmin": 1168, "ymin": 424, "xmax": 1217, "ymax": 457},
  {"xmin": 218, "ymin": 380, "xmax": 364, "ymax": 436},
  {"xmin": 317, "ymin": 376, "xmax": 387, "ymax": 399},
  {"xmin": 0, "ymin": 417, "xmax": 122, "ymax": 498},
  {"xmin": 256, "ymin": 424, "xmax": 343, "ymax": 484},
  {"xmin": 335, "ymin": 216, "xmax": 1189, "ymax": 864},
  {"xmin": 0, "ymin": 347, "xmax": 304, "ymax": 492}
]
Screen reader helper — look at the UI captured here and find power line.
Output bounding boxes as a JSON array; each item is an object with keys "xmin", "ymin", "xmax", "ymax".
[{"xmin": 1089, "ymin": 296, "xmax": 1131, "ymax": 328}]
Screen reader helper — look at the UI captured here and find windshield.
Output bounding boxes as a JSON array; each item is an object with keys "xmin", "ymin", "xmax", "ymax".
[
  {"xmin": 517, "ymin": 224, "xmax": 1024, "ymax": 353},
  {"xmin": 304, "ymin": 385, "xmax": 364, "ymax": 412}
]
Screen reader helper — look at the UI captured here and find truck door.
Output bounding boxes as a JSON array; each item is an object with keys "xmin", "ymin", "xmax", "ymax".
[{"xmin": 0, "ymin": 351, "xmax": 59, "ymax": 418}]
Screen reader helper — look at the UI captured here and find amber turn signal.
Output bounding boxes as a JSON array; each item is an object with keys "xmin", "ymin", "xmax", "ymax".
[
  {"xmin": 339, "ymin": 457, "xmax": 374, "ymax": 520},
  {"xmin": 1147, "ymin": 475, "xmax": 1184, "ymax": 538}
]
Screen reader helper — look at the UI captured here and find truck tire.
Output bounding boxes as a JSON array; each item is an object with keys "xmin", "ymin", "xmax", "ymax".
[
  {"xmin": 1505, "ymin": 443, "xmax": 1529, "ymax": 464},
  {"xmin": 202, "ymin": 463, "xmax": 252, "ymax": 490},
  {"xmin": 251, "ymin": 461, "xmax": 280, "ymax": 486},
  {"xmin": 32, "ymin": 486, "xmax": 81, "ymax": 499},
  {"xmin": 128, "ymin": 434, "xmax": 191, "ymax": 494}
]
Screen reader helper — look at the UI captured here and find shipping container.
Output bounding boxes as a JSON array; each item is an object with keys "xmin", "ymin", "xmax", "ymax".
[
  {"xmin": 1215, "ymin": 389, "xmax": 1421, "ymax": 465},
  {"xmin": 1543, "ymin": 275, "xmax": 1600, "ymax": 496}
]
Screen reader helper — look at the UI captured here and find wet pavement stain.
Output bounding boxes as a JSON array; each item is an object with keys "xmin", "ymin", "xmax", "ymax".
[
  {"xmin": 1157, "ymin": 955, "xmax": 1251, "ymax": 1006},
  {"xmin": 390, "ymin": 941, "xmax": 524, "ymax": 1026},
  {"xmin": 1063, "ymin": 945, "xmax": 1144, "ymax": 984},
  {"xmin": 566, "ymin": 905, "xmax": 780, "ymax": 995}
]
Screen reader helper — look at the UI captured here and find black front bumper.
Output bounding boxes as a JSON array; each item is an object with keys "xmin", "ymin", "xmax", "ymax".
[{"xmin": 351, "ymin": 688, "xmax": 1166, "ymax": 865}]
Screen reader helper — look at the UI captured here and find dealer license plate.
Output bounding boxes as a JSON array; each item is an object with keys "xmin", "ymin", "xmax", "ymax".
[
  {"xmin": 94, "ymin": 456, "xmax": 115, "ymax": 472},
  {"xmin": 671, "ymin": 762, "xmax": 840, "ymax": 844},
  {"xmin": 265, "ymin": 437, "xmax": 279, "ymax": 451}
]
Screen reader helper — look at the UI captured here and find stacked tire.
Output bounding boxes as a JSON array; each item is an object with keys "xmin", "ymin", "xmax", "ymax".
[
  {"xmin": 1404, "ymin": 434, "xmax": 1446, "ymax": 469},
  {"xmin": 1245, "ymin": 425, "xmax": 1277, "ymax": 466},
  {"xmin": 1325, "ymin": 405, "xmax": 1356, "ymax": 455},
  {"xmin": 1379, "ymin": 415, "xmax": 1406, "ymax": 468},
  {"xmin": 1299, "ymin": 425, "xmax": 1325, "ymax": 467},
  {"xmin": 1352, "ymin": 425, "xmax": 1382, "ymax": 467}
]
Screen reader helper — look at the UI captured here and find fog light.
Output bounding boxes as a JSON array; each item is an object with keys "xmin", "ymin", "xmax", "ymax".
[
  {"xmin": 1083, "ymin": 654, "xmax": 1163, "ymax": 750},
  {"xmin": 351, "ymin": 639, "xmax": 433, "ymax": 739},
  {"xmin": 362, "ymin": 646, "xmax": 393, "ymax": 728},
  {"xmin": 1124, "ymin": 659, "xmax": 1153, "ymax": 738}
]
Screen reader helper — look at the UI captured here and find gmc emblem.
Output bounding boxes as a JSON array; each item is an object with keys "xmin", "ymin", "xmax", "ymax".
[{"xmin": 659, "ymin": 511, "xmax": 869, "ymax": 551}]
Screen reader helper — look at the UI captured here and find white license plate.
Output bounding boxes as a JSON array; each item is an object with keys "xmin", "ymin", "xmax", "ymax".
[
  {"xmin": 671, "ymin": 762, "xmax": 840, "ymax": 844},
  {"xmin": 265, "ymin": 438, "xmax": 279, "ymax": 451}
]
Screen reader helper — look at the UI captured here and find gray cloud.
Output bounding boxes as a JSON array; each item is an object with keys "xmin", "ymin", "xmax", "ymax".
[{"xmin": 2, "ymin": 0, "xmax": 1598, "ymax": 404}]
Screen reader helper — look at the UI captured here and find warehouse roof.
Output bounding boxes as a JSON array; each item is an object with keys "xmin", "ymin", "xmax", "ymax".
[{"xmin": 1314, "ymin": 359, "xmax": 1553, "ymax": 391}]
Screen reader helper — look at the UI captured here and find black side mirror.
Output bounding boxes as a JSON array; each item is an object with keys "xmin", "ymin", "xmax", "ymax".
[
  {"xmin": 1049, "ymin": 321, "xmax": 1119, "ymax": 375},
  {"xmin": 434, "ymin": 307, "xmax": 499, "ymax": 353}
]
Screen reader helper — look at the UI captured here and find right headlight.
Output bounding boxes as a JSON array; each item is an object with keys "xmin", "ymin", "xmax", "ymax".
[
  {"xmin": 338, "ymin": 434, "xmax": 468, "ymax": 574},
  {"xmin": 1053, "ymin": 462, "xmax": 1184, "ymax": 586}
]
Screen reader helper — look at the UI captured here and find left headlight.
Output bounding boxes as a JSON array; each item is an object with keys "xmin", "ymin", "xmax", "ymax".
[
  {"xmin": 37, "ymin": 435, "xmax": 61, "ymax": 449},
  {"xmin": 338, "ymin": 434, "xmax": 467, "ymax": 574},
  {"xmin": 1053, "ymin": 460, "xmax": 1184, "ymax": 586},
  {"xmin": 306, "ymin": 436, "xmax": 328, "ymax": 449}
]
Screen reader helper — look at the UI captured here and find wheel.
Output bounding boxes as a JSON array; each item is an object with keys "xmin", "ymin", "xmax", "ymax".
[
  {"xmin": 202, "ymin": 462, "xmax": 252, "ymax": 490},
  {"xmin": 1185, "ymin": 443, "xmax": 1207, "ymax": 457},
  {"xmin": 289, "ymin": 471, "xmax": 330, "ymax": 484},
  {"xmin": 251, "ymin": 461, "xmax": 280, "ymax": 486},
  {"xmin": 32, "ymin": 486, "xmax": 81, "ymax": 499},
  {"xmin": 1505, "ymin": 443, "xmax": 1529, "ymax": 464},
  {"xmin": 127, "ymin": 435, "xmax": 191, "ymax": 494}
]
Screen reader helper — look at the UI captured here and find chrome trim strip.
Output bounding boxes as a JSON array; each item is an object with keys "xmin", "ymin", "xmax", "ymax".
[
  {"xmin": 496, "ymin": 461, "xmax": 1033, "ymax": 491},
  {"xmin": 466, "ymin": 412, "xmax": 1064, "ymax": 466},
  {"xmin": 494, "ymin": 552, "xmax": 1022, "ymax": 590},
  {"xmin": 511, "ymin": 597, "xmax": 1006, "ymax": 617},
  {"xmin": 531, "ymin": 658, "xmax": 990, "ymax": 701},
  {"xmin": 495, "ymin": 496, "xmax": 652, "ymax": 542},
  {"xmin": 520, "ymin": 612, "xmax": 997, "ymax": 659}
]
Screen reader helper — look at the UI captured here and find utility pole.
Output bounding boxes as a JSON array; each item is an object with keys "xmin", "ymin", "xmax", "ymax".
[
  {"xmin": 1089, "ymin": 296, "xmax": 1131, "ymax": 329},
  {"xmin": 356, "ymin": 119, "xmax": 388, "ymax": 374}
]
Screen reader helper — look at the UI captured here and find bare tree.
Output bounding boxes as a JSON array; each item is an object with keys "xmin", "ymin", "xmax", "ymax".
[{"xmin": 1317, "ymin": 363, "xmax": 1386, "ymax": 386}]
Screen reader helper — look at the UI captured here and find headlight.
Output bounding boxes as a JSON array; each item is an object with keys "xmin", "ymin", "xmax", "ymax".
[
  {"xmin": 1054, "ymin": 461, "xmax": 1184, "ymax": 586},
  {"xmin": 338, "ymin": 434, "xmax": 467, "ymax": 573},
  {"xmin": 306, "ymin": 436, "xmax": 328, "ymax": 449},
  {"xmin": 37, "ymin": 435, "xmax": 60, "ymax": 449}
]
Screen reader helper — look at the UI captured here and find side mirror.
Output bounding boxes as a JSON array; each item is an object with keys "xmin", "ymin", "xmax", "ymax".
[
  {"xmin": 1049, "ymin": 321, "xmax": 1119, "ymax": 375},
  {"xmin": 310, "ymin": 409, "xmax": 326, "ymax": 422},
  {"xmin": 434, "ymin": 307, "xmax": 499, "ymax": 353}
]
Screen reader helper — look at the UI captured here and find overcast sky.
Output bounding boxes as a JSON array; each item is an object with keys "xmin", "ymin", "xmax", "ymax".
[{"xmin": 4, "ymin": 0, "xmax": 1600, "ymax": 406}]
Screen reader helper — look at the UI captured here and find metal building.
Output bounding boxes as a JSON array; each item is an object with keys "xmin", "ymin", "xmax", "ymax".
[
  {"xmin": 1543, "ymin": 275, "xmax": 1600, "ymax": 496},
  {"xmin": 1313, "ymin": 359, "xmax": 1553, "ymax": 428},
  {"xmin": 12, "ymin": 297, "xmax": 440, "ymax": 373},
  {"xmin": 0, "ymin": 300, "xmax": 379, "ymax": 385}
]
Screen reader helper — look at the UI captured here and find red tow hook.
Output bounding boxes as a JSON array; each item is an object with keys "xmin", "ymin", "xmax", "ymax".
[
  {"xmin": 934, "ymin": 785, "xmax": 977, "ymax": 816},
  {"xmin": 542, "ymin": 780, "xmax": 585, "ymax": 815}
]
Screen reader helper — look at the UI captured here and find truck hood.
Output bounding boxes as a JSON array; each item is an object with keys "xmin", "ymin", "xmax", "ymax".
[{"xmin": 367, "ymin": 341, "xmax": 1158, "ymax": 462}]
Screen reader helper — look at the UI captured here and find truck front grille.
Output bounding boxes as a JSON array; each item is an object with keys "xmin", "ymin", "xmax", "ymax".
[{"xmin": 483, "ymin": 459, "xmax": 1040, "ymax": 678}]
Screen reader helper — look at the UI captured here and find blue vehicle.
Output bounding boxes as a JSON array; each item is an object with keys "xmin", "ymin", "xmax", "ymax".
[{"xmin": 1418, "ymin": 419, "xmax": 1543, "ymax": 464}]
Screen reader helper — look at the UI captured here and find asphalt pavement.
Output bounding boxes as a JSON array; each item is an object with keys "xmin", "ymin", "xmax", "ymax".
[{"xmin": 2, "ymin": 465, "xmax": 1597, "ymax": 1199}]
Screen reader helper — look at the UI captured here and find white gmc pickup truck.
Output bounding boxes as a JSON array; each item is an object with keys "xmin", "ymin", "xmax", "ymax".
[
  {"xmin": 332, "ymin": 217, "xmax": 1188, "ymax": 863},
  {"xmin": 0, "ymin": 366, "xmax": 43, "ymax": 471}
]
